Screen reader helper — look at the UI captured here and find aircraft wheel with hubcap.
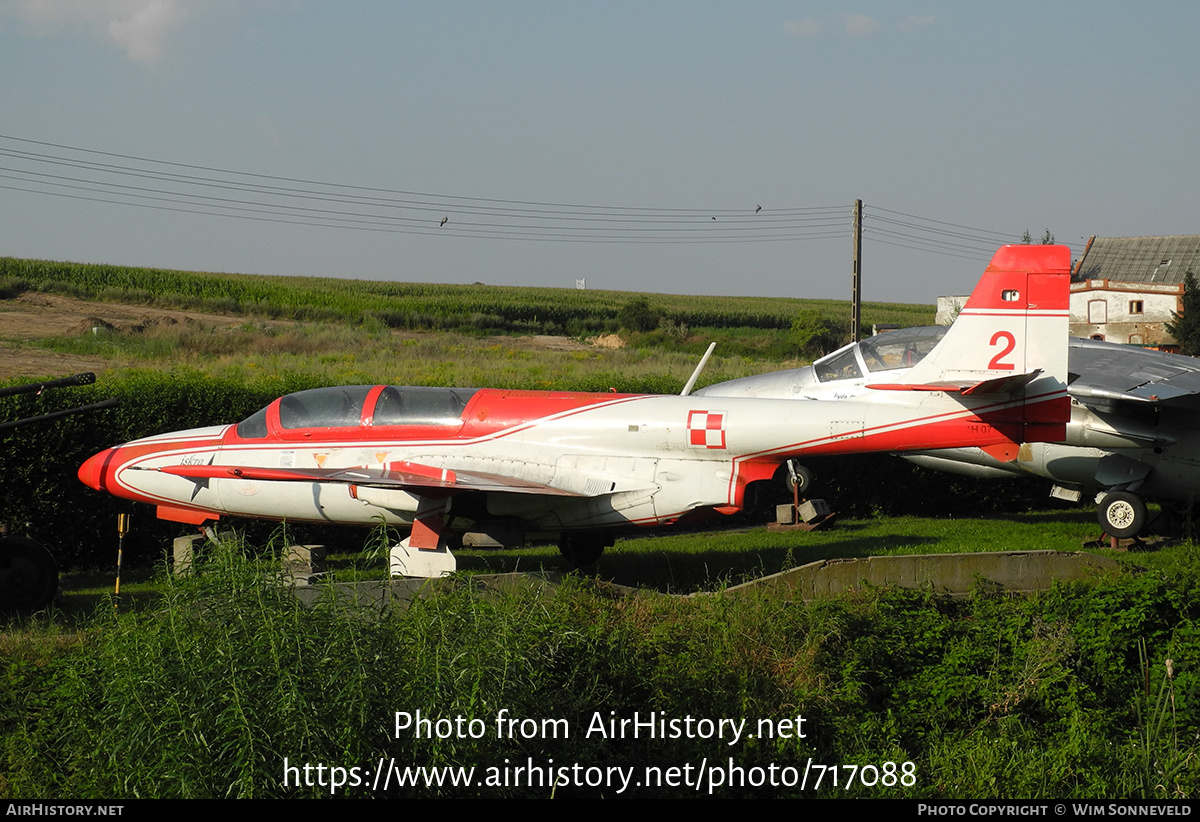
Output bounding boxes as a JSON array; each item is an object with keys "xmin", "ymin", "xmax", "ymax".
[
  {"xmin": 1097, "ymin": 491, "xmax": 1146, "ymax": 539},
  {"xmin": 782, "ymin": 461, "xmax": 814, "ymax": 495},
  {"xmin": 558, "ymin": 534, "xmax": 606, "ymax": 568},
  {"xmin": 0, "ymin": 537, "xmax": 59, "ymax": 614}
]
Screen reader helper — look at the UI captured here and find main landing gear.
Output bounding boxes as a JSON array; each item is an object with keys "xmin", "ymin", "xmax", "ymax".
[
  {"xmin": 387, "ymin": 495, "xmax": 615, "ymax": 577},
  {"xmin": 1096, "ymin": 491, "xmax": 1147, "ymax": 540},
  {"xmin": 558, "ymin": 533, "xmax": 612, "ymax": 569}
]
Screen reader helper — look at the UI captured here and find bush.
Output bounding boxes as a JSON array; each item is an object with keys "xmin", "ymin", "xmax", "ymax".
[
  {"xmin": 617, "ymin": 297, "xmax": 661, "ymax": 333},
  {"xmin": 2, "ymin": 549, "xmax": 1198, "ymax": 797},
  {"xmin": 791, "ymin": 310, "xmax": 849, "ymax": 358}
]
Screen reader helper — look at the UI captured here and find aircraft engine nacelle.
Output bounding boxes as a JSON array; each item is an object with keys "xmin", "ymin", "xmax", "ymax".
[
  {"xmin": 903, "ymin": 453, "xmax": 1025, "ymax": 480},
  {"xmin": 1062, "ymin": 404, "xmax": 1174, "ymax": 450},
  {"xmin": 1016, "ymin": 442, "xmax": 1154, "ymax": 492}
]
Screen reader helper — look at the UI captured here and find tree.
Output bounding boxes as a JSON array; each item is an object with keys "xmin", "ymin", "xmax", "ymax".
[
  {"xmin": 1021, "ymin": 228, "xmax": 1056, "ymax": 245},
  {"xmin": 1167, "ymin": 270, "xmax": 1200, "ymax": 355},
  {"xmin": 791, "ymin": 311, "xmax": 849, "ymax": 359},
  {"xmin": 616, "ymin": 296, "xmax": 661, "ymax": 332}
]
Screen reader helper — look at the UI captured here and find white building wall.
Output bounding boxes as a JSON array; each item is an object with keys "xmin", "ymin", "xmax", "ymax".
[
  {"xmin": 935, "ymin": 296, "xmax": 967, "ymax": 326},
  {"xmin": 1069, "ymin": 280, "xmax": 1182, "ymax": 346}
]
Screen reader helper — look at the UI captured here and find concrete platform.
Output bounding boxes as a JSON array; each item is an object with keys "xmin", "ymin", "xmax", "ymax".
[
  {"xmin": 721, "ymin": 550, "xmax": 1125, "ymax": 600},
  {"xmin": 287, "ymin": 551, "xmax": 1126, "ymax": 611}
]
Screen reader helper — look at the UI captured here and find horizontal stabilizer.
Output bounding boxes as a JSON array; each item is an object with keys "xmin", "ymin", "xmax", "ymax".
[
  {"xmin": 867, "ymin": 370, "xmax": 1042, "ymax": 396},
  {"xmin": 1067, "ymin": 337, "xmax": 1200, "ymax": 408}
]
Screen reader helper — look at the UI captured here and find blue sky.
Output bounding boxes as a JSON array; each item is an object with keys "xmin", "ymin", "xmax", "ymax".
[{"xmin": 2, "ymin": 1, "xmax": 1197, "ymax": 304}]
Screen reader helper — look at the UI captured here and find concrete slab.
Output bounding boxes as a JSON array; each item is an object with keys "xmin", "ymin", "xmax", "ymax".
[
  {"xmin": 284, "ymin": 552, "xmax": 1127, "ymax": 611},
  {"xmin": 721, "ymin": 550, "xmax": 1125, "ymax": 600}
]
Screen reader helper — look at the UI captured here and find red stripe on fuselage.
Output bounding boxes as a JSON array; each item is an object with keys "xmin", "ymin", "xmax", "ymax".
[
  {"xmin": 457, "ymin": 389, "xmax": 647, "ymax": 439},
  {"xmin": 222, "ymin": 388, "xmax": 649, "ymax": 446},
  {"xmin": 721, "ymin": 389, "xmax": 1067, "ymax": 508}
]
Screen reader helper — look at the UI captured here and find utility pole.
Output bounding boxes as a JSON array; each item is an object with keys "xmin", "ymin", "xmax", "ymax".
[{"xmin": 852, "ymin": 199, "xmax": 863, "ymax": 342}]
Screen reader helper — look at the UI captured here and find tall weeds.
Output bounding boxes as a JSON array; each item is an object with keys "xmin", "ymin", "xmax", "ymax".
[{"xmin": 2, "ymin": 542, "xmax": 1198, "ymax": 797}]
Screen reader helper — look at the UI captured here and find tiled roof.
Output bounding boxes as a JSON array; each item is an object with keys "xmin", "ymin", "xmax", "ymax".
[{"xmin": 1073, "ymin": 235, "xmax": 1200, "ymax": 284}]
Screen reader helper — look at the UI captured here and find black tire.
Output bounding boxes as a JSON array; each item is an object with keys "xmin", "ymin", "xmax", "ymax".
[
  {"xmin": 782, "ymin": 461, "xmax": 814, "ymax": 495},
  {"xmin": 0, "ymin": 537, "xmax": 59, "ymax": 614},
  {"xmin": 558, "ymin": 534, "xmax": 606, "ymax": 568},
  {"xmin": 1097, "ymin": 491, "xmax": 1146, "ymax": 539}
]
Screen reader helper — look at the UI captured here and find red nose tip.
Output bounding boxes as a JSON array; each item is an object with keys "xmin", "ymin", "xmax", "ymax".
[{"xmin": 78, "ymin": 448, "xmax": 118, "ymax": 492}]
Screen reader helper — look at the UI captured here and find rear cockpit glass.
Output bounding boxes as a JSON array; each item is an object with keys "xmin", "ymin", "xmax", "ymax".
[
  {"xmin": 857, "ymin": 326, "xmax": 947, "ymax": 373},
  {"xmin": 373, "ymin": 387, "xmax": 479, "ymax": 426},
  {"xmin": 279, "ymin": 386, "xmax": 375, "ymax": 429}
]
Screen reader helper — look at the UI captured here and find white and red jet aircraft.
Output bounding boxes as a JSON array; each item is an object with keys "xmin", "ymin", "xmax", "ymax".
[{"xmin": 78, "ymin": 245, "xmax": 1070, "ymax": 577}]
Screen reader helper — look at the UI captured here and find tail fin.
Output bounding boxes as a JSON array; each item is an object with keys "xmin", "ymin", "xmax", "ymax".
[{"xmin": 869, "ymin": 244, "xmax": 1071, "ymax": 442}]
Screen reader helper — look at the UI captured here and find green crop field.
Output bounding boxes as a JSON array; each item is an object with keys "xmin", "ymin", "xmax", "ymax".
[
  {"xmin": 0, "ymin": 255, "xmax": 935, "ymax": 388},
  {"xmin": 0, "ymin": 256, "xmax": 932, "ymax": 338}
]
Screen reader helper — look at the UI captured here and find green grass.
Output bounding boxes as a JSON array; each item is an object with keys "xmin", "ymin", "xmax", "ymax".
[
  {"xmin": 21, "ymin": 322, "xmax": 786, "ymax": 392},
  {"xmin": 48, "ymin": 509, "xmax": 1168, "ymax": 605},
  {"xmin": 3, "ymin": 526, "xmax": 1197, "ymax": 798},
  {"xmin": 443, "ymin": 509, "xmax": 1132, "ymax": 592}
]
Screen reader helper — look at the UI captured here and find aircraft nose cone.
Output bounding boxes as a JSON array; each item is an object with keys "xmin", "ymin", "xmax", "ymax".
[{"xmin": 78, "ymin": 448, "xmax": 118, "ymax": 492}]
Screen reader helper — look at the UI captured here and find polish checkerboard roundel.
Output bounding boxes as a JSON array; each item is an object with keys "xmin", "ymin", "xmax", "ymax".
[{"xmin": 687, "ymin": 410, "xmax": 727, "ymax": 449}]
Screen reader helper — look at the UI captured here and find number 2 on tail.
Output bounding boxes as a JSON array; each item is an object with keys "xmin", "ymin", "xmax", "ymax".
[{"xmin": 988, "ymin": 331, "xmax": 1016, "ymax": 370}]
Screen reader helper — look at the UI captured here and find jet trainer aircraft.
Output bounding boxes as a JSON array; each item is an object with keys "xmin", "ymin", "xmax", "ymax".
[{"xmin": 79, "ymin": 245, "xmax": 1070, "ymax": 577}]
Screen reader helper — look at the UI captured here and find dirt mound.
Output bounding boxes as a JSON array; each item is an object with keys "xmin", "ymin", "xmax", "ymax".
[
  {"xmin": 0, "ymin": 292, "xmax": 262, "ymax": 380},
  {"xmin": 511, "ymin": 334, "xmax": 591, "ymax": 352},
  {"xmin": 591, "ymin": 333, "xmax": 625, "ymax": 349}
]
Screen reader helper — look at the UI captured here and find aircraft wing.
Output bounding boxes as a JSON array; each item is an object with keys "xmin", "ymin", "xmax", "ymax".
[
  {"xmin": 1068, "ymin": 338, "xmax": 1200, "ymax": 407},
  {"xmin": 147, "ymin": 460, "xmax": 584, "ymax": 497}
]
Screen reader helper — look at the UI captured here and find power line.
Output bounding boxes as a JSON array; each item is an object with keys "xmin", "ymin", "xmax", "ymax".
[
  {"xmin": 0, "ymin": 134, "xmax": 850, "ymax": 243},
  {"xmin": 865, "ymin": 225, "xmax": 1007, "ymax": 256},
  {"xmin": 2, "ymin": 134, "xmax": 1039, "ymax": 257},
  {"xmin": 870, "ymin": 205, "xmax": 1018, "ymax": 243}
]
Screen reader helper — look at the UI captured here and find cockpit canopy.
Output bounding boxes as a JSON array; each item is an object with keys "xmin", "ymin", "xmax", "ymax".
[
  {"xmin": 815, "ymin": 325, "xmax": 947, "ymax": 382},
  {"xmin": 693, "ymin": 325, "xmax": 949, "ymax": 399},
  {"xmin": 235, "ymin": 385, "xmax": 480, "ymax": 439}
]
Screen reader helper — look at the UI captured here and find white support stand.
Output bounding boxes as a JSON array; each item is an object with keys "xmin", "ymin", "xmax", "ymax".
[{"xmin": 389, "ymin": 537, "xmax": 457, "ymax": 578}]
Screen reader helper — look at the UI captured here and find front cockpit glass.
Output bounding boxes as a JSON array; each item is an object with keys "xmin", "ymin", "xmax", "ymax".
[
  {"xmin": 372, "ymin": 387, "xmax": 478, "ymax": 426},
  {"xmin": 236, "ymin": 406, "xmax": 269, "ymax": 439},
  {"xmin": 814, "ymin": 347, "xmax": 863, "ymax": 382},
  {"xmin": 279, "ymin": 386, "xmax": 374, "ymax": 429},
  {"xmin": 857, "ymin": 326, "xmax": 948, "ymax": 373},
  {"xmin": 237, "ymin": 385, "xmax": 481, "ymax": 435}
]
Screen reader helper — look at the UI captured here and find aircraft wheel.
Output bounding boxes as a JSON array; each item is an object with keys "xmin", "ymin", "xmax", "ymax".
[
  {"xmin": 782, "ymin": 461, "xmax": 814, "ymax": 495},
  {"xmin": 1097, "ymin": 491, "xmax": 1146, "ymax": 539},
  {"xmin": 558, "ymin": 534, "xmax": 606, "ymax": 568},
  {"xmin": 0, "ymin": 537, "xmax": 59, "ymax": 615}
]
